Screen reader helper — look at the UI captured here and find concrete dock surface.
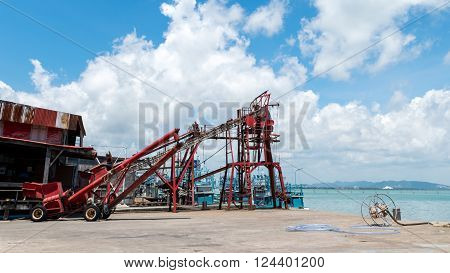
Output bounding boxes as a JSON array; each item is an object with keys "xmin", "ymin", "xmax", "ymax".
[{"xmin": 1, "ymin": 209, "xmax": 449, "ymax": 253}]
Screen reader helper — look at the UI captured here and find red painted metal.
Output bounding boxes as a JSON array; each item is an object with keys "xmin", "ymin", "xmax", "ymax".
[
  {"xmin": 22, "ymin": 182, "xmax": 60, "ymax": 200},
  {"xmin": 171, "ymin": 144, "xmax": 199, "ymax": 212},
  {"xmin": 109, "ymin": 143, "xmax": 182, "ymax": 208},
  {"xmin": 68, "ymin": 128, "xmax": 180, "ymax": 204},
  {"xmin": 162, "ymin": 91, "xmax": 287, "ymax": 211},
  {"xmin": 22, "ymin": 182, "xmax": 67, "ymax": 214},
  {"xmin": 22, "ymin": 128, "xmax": 181, "ymax": 220},
  {"xmin": 46, "ymin": 127, "xmax": 63, "ymax": 144},
  {"xmin": 222, "ymin": 91, "xmax": 288, "ymax": 209},
  {"xmin": 2, "ymin": 121, "xmax": 31, "ymax": 139},
  {"xmin": 153, "ymin": 143, "xmax": 199, "ymax": 212},
  {"xmin": 190, "ymin": 159, "xmax": 195, "ymax": 206},
  {"xmin": 170, "ymin": 154, "xmax": 176, "ymax": 212},
  {"xmin": 34, "ymin": 108, "xmax": 57, "ymax": 128},
  {"xmin": 18, "ymin": 91, "xmax": 287, "ymax": 220}
]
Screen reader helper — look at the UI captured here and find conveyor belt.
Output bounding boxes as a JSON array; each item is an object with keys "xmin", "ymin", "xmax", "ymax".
[{"xmin": 129, "ymin": 107, "xmax": 266, "ymax": 172}]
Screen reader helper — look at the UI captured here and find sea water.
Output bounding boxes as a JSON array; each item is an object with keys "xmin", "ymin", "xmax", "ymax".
[{"xmin": 303, "ymin": 189, "xmax": 450, "ymax": 222}]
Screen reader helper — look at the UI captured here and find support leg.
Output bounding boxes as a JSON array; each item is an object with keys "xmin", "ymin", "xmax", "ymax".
[
  {"xmin": 172, "ymin": 187, "xmax": 177, "ymax": 213},
  {"xmin": 3, "ymin": 207, "xmax": 9, "ymax": 220},
  {"xmin": 171, "ymin": 154, "xmax": 177, "ymax": 213},
  {"xmin": 219, "ymin": 167, "xmax": 228, "ymax": 210},
  {"xmin": 276, "ymin": 165, "xmax": 288, "ymax": 209},
  {"xmin": 227, "ymin": 166, "xmax": 235, "ymax": 209},
  {"xmin": 191, "ymin": 159, "xmax": 195, "ymax": 207},
  {"xmin": 43, "ymin": 148, "xmax": 51, "ymax": 184}
]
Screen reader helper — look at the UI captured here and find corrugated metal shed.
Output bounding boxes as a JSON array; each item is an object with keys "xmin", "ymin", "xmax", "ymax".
[
  {"xmin": 0, "ymin": 100, "xmax": 86, "ymax": 137},
  {"xmin": 0, "ymin": 136, "xmax": 96, "ymax": 159}
]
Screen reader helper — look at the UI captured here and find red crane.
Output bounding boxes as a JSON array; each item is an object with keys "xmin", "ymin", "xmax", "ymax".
[{"xmin": 22, "ymin": 91, "xmax": 288, "ymax": 221}]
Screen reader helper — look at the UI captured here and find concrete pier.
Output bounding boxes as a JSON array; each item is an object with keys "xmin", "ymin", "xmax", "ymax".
[{"xmin": 1, "ymin": 209, "xmax": 449, "ymax": 252}]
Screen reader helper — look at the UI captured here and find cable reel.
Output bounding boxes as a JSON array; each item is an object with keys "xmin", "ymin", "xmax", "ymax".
[
  {"xmin": 361, "ymin": 193, "xmax": 431, "ymax": 227},
  {"xmin": 361, "ymin": 194, "xmax": 398, "ymax": 226}
]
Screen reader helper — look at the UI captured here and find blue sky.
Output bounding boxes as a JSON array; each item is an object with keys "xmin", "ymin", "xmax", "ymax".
[
  {"xmin": 0, "ymin": 0, "xmax": 448, "ymax": 107},
  {"xmin": 0, "ymin": 0, "xmax": 169, "ymax": 90},
  {"xmin": 1, "ymin": 0, "xmax": 450, "ymax": 184}
]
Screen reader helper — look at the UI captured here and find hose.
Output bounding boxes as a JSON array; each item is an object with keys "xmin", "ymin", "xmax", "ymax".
[
  {"xmin": 286, "ymin": 224, "xmax": 400, "ymax": 235},
  {"xmin": 385, "ymin": 210, "xmax": 431, "ymax": 226},
  {"xmin": 287, "ymin": 224, "xmax": 338, "ymax": 232}
]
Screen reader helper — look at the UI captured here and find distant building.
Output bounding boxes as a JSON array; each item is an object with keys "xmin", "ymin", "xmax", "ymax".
[{"xmin": 0, "ymin": 100, "xmax": 96, "ymax": 198}]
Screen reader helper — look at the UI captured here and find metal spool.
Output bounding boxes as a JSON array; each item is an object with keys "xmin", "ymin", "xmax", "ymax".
[{"xmin": 361, "ymin": 194, "xmax": 397, "ymax": 226}]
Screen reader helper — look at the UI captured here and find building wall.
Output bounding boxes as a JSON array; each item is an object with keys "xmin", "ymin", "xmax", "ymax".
[
  {"xmin": 47, "ymin": 127, "xmax": 63, "ymax": 144},
  {"xmin": 30, "ymin": 125, "xmax": 47, "ymax": 142},
  {"xmin": 1, "ymin": 120, "xmax": 66, "ymax": 145},
  {"xmin": 2, "ymin": 121, "xmax": 31, "ymax": 139}
]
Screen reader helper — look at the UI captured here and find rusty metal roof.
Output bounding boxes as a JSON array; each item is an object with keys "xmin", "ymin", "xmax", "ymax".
[{"xmin": 0, "ymin": 100, "xmax": 86, "ymax": 136}]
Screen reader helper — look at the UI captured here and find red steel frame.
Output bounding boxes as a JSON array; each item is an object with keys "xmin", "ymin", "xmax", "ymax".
[
  {"xmin": 23, "ymin": 91, "xmax": 288, "ymax": 219},
  {"xmin": 224, "ymin": 91, "xmax": 287, "ymax": 209},
  {"xmin": 154, "ymin": 144, "xmax": 199, "ymax": 212},
  {"xmin": 164, "ymin": 92, "xmax": 288, "ymax": 212},
  {"xmin": 23, "ymin": 129, "xmax": 183, "ymax": 219},
  {"xmin": 177, "ymin": 91, "xmax": 288, "ymax": 210}
]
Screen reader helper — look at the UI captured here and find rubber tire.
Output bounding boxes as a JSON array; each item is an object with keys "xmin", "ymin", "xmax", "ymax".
[
  {"xmin": 30, "ymin": 205, "xmax": 48, "ymax": 222},
  {"xmin": 102, "ymin": 210, "xmax": 111, "ymax": 220},
  {"xmin": 83, "ymin": 205, "xmax": 100, "ymax": 222},
  {"xmin": 102, "ymin": 194, "xmax": 116, "ymax": 220},
  {"xmin": 101, "ymin": 205, "xmax": 113, "ymax": 220}
]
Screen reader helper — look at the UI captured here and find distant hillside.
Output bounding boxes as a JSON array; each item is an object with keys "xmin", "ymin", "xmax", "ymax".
[{"xmin": 303, "ymin": 180, "xmax": 450, "ymax": 190}]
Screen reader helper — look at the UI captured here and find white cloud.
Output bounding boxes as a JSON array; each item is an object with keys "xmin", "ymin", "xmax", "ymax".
[
  {"xmin": 298, "ymin": 0, "xmax": 447, "ymax": 80},
  {"xmin": 0, "ymin": 81, "xmax": 14, "ymax": 94},
  {"xmin": 388, "ymin": 90, "xmax": 408, "ymax": 110},
  {"xmin": 444, "ymin": 51, "xmax": 450, "ymax": 64},
  {"xmin": 285, "ymin": 36, "xmax": 296, "ymax": 47},
  {"xmin": 278, "ymin": 89, "xmax": 450, "ymax": 182},
  {"xmin": 244, "ymin": 0, "xmax": 287, "ymax": 36},
  {"xmin": 279, "ymin": 56, "xmax": 307, "ymax": 86},
  {"xmin": 0, "ymin": 0, "xmax": 305, "ymax": 152},
  {"xmin": 29, "ymin": 59, "xmax": 55, "ymax": 90}
]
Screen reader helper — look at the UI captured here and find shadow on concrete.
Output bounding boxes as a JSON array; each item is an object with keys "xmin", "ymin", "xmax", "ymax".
[
  {"xmin": 106, "ymin": 217, "xmax": 191, "ymax": 221},
  {"xmin": 52, "ymin": 216, "xmax": 192, "ymax": 222}
]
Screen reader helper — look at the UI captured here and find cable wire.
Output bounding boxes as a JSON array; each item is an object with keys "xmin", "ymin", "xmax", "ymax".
[
  {"xmin": 275, "ymin": 1, "xmax": 450, "ymax": 101},
  {"xmin": 280, "ymin": 157, "xmax": 448, "ymax": 253},
  {"xmin": 0, "ymin": 0, "xmax": 192, "ymax": 109}
]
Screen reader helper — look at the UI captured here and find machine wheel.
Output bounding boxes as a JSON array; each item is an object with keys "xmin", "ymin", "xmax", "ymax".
[
  {"xmin": 101, "ymin": 206, "xmax": 114, "ymax": 220},
  {"xmin": 83, "ymin": 205, "xmax": 100, "ymax": 222},
  {"xmin": 30, "ymin": 205, "xmax": 48, "ymax": 222},
  {"xmin": 102, "ymin": 211, "xmax": 110, "ymax": 220},
  {"xmin": 102, "ymin": 194, "xmax": 116, "ymax": 220}
]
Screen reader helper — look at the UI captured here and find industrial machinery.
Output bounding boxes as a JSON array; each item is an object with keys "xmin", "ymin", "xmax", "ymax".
[
  {"xmin": 22, "ymin": 91, "xmax": 289, "ymax": 221},
  {"xmin": 361, "ymin": 194, "xmax": 398, "ymax": 226},
  {"xmin": 195, "ymin": 91, "xmax": 288, "ymax": 210},
  {"xmin": 24, "ymin": 129, "xmax": 182, "ymax": 222},
  {"xmin": 361, "ymin": 193, "xmax": 430, "ymax": 226}
]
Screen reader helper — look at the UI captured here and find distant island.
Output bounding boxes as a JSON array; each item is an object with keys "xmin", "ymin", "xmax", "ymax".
[{"xmin": 302, "ymin": 180, "xmax": 450, "ymax": 190}]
